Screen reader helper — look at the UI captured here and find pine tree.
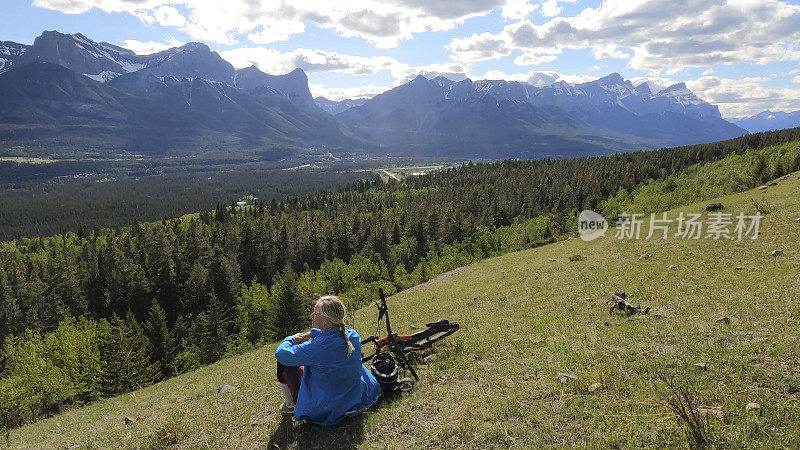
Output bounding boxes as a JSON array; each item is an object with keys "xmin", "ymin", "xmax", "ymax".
[
  {"xmin": 197, "ymin": 293, "xmax": 231, "ymax": 365},
  {"xmin": 209, "ymin": 251, "xmax": 242, "ymax": 310},
  {"xmin": 751, "ymin": 153, "xmax": 768, "ymax": 184},
  {"xmin": 99, "ymin": 312, "xmax": 156, "ymax": 396},
  {"xmin": 268, "ymin": 264, "xmax": 308, "ymax": 340},
  {"xmin": 143, "ymin": 301, "xmax": 172, "ymax": 380}
]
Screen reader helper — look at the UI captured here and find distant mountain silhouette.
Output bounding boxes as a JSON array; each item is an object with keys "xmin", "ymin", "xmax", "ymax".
[
  {"xmin": 0, "ymin": 62, "xmax": 354, "ymax": 154},
  {"xmin": 337, "ymin": 74, "xmax": 746, "ymax": 157},
  {"xmin": 0, "ymin": 30, "xmax": 747, "ymax": 158},
  {"xmin": 314, "ymin": 97, "xmax": 368, "ymax": 115},
  {"xmin": 732, "ymin": 110, "xmax": 800, "ymax": 133}
]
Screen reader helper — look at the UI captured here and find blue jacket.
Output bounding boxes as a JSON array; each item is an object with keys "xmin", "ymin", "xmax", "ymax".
[{"xmin": 275, "ymin": 327, "xmax": 381, "ymax": 425}]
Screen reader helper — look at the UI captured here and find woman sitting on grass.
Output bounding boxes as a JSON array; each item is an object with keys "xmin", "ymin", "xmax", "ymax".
[{"xmin": 275, "ymin": 295, "xmax": 381, "ymax": 425}]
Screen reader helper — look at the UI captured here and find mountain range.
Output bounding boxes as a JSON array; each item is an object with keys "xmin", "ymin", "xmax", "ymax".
[
  {"xmin": 1, "ymin": 30, "xmax": 748, "ymax": 158},
  {"xmin": 732, "ymin": 110, "xmax": 800, "ymax": 134},
  {"xmin": 336, "ymin": 74, "xmax": 744, "ymax": 157},
  {"xmin": 314, "ymin": 97, "xmax": 369, "ymax": 115}
]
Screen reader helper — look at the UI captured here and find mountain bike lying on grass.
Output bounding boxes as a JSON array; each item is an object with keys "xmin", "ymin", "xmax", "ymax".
[{"xmin": 360, "ymin": 288, "xmax": 460, "ymax": 396}]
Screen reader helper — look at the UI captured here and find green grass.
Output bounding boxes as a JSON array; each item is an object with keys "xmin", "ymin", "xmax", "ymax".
[{"xmin": 8, "ymin": 175, "xmax": 800, "ymax": 448}]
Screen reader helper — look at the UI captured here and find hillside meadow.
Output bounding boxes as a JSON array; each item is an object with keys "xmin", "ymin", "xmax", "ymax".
[{"xmin": 8, "ymin": 170, "xmax": 800, "ymax": 448}]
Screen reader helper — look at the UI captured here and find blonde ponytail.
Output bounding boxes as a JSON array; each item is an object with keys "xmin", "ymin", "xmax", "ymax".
[
  {"xmin": 338, "ymin": 322, "xmax": 355, "ymax": 356},
  {"xmin": 316, "ymin": 295, "xmax": 355, "ymax": 356}
]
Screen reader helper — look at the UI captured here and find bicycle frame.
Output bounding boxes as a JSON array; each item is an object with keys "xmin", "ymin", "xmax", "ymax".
[{"xmin": 360, "ymin": 288, "xmax": 460, "ymax": 382}]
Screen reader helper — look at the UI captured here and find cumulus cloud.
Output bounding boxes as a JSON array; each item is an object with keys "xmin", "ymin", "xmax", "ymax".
[
  {"xmin": 395, "ymin": 63, "xmax": 471, "ymax": 84},
  {"xmin": 220, "ymin": 46, "xmax": 407, "ymax": 77},
  {"xmin": 308, "ymin": 83, "xmax": 391, "ymax": 100},
  {"xmin": 629, "ymin": 73, "xmax": 800, "ymax": 117},
  {"xmin": 448, "ymin": 32, "xmax": 514, "ymax": 62},
  {"xmin": 137, "ymin": 5, "xmax": 187, "ymax": 27},
  {"xmin": 513, "ymin": 49, "xmax": 559, "ymax": 66},
  {"xmin": 31, "ymin": 0, "xmax": 517, "ymax": 48},
  {"xmin": 592, "ymin": 44, "xmax": 630, "ymax": 60},
  {"xmin": 221, "ymin": 46, "xmax": 472, "ymax": 86},
  {"xmin": 628, "ymin": 76, "xmax": 675, "ymax": 93},
  {"xmin": 123, "ymin": 37, "xmax": 185, "ymax": 54},
  {"xmin": 247, "ymin": 21, "xmax": 307, "ymax": 45},
  {"xmin": 478, "ymin": 69, "xmax": 598, "ymax": 86},
  {"xmin": 501, "ymin": 0, "xmax": 539, "ymax": 20},
  {"xmin": 447, "ymin": 0, "xmax": 800, "ymax": 73},
  {"xmin": 540, "ymin": 0, "xmax": 561, "ymax": 17},
  {"xmin": 686, "ymin": 75, "xmax": 800, "ymax": 117},
  {"xmin": 390, "ymin": 0, "xmax": 503, "ymax": 20}
]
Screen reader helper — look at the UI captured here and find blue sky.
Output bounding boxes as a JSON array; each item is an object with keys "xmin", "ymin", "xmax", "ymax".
[{"xmin": 6, "ymin": 0, "xmax": 800, "ymax": 117}]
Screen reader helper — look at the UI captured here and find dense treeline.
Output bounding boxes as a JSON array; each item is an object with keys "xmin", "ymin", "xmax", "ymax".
[
  {"xmin": 0, "ymin": 165, "xmax": 366, "ymax": 241},
  {"xmin": 1, "ymin": 127, "xmax": 799, "ymax": 428}
]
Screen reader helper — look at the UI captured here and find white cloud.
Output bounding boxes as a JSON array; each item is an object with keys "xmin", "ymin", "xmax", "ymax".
[
  {"xmin": 221, "ymin": 46, "xmax": 472, "ymax": 87},
  {"xmin": 591, "ymin": 44, "xmax": 630, "ymax": 60},
  {"xmin": 395, "ymin": 62, "xmax": 471, "ymax": 84},
  {"xmin": 220, "ymin": 46, "xmax": 409, "ymax": 78},
  {"xmin": 247, "ymin": 21, "xmax": 306, "ymax": 44},
  {"xmin": 31, "ymin": 0, "xmax": 518, "ymax": 48},
  {"xmin": 477, "ymin": 69, "xmax": 598, "ymax": 86},
  {"xmin": 135, "ymin": 5, "xmax": 186, "ymax": 28},
  {"xmin": 308, "ymin": 83, "xmax": 391, "ymax": 100},
  {"xmin": 447, "ymin": 0, "xmax": 800, "ymax": 73},
  {"xmin": 501, "ymin": 0, "xmax": 539, "ymax": 20},
  {"xmin": 540, "ymin": 0, "xmax": 561, "ymax": 17},
  {"xmin": 448, "ymin": 32, "xmax": 513, "ymax": 62},
  {"xmin": 513, "ymin": 50, "xmax": 559, "ymax": 65},
  {"xmin": 793, "ymin": 75, "xmax": 800, "ymax": 84},
  {"xmin": 628, "ymin": 76, "xmax": 675, "ymax": 93},
  {"xmin": 687, "ymin": 75, "xmax": 800, "ymax": 117},
  {"xmin": 631, "ymin": 74, "xmax": 800, "ymax": 117},
  {"xmin": 152, "ymin": 5, "xmax": 186, "ymax": 27},
  {"xmin": 122, "ymin": 37, "xmax": 185, "ymax": 54}
]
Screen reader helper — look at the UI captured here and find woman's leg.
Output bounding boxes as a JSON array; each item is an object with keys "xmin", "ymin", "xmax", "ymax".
[{"xmin": 276, "ymin": 361, "xmax": 304, "ymax": 405}]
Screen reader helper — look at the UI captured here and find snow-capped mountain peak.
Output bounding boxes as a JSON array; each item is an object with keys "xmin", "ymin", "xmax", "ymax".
[{"xmin": 732, "ymin": 109, "xmax": 800, "ymax": 133}]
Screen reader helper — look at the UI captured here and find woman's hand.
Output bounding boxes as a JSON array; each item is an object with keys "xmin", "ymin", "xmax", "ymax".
[{"xmin": 292, "ymin": 331, "xmax": 311, "ymax": 344}]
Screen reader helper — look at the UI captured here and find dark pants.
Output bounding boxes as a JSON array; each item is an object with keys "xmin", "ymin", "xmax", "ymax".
[{"xmin": 277, "ymin": 361, "xmax": 304, "ymax": 403}]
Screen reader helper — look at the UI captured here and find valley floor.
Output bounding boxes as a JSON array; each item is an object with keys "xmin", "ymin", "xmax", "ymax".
[{"xmin": 9, "ymin": 174, "xmax": 800, "ymax": 448}]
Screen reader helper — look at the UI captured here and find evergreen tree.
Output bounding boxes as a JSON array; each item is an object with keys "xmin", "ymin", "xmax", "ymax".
[
  {"xmin": 209, "ymin": 251, "xmax": 242, "ymax": 310},
  {"xmin": 143, "ymin": 301, "xmax": 172, "ymax": 380},
  {"xmin": 268, "ymin": 265, "xmax": 309, "ymax": 340},
  {"xmin": 751, "ymin": 152, "xmax": 768, "ymax": 184},
  {"xmin": 196, "ymin": 293, "xmax": 231, "ymax": 365},
  {"xmin": 99, "ymin": 312, "xmax": 155, "ymax": 396}
]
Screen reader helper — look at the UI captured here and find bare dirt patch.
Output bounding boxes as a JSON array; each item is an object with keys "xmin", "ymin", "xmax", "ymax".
[{"xmin": 393, "ymin": 266, "xmax": 471, "ymax": 297}]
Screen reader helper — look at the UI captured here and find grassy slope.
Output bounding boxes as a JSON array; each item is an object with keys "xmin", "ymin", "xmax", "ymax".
[{"xmin": 10, "ymin": 175, "xmax": 800, "ymax": 448}]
